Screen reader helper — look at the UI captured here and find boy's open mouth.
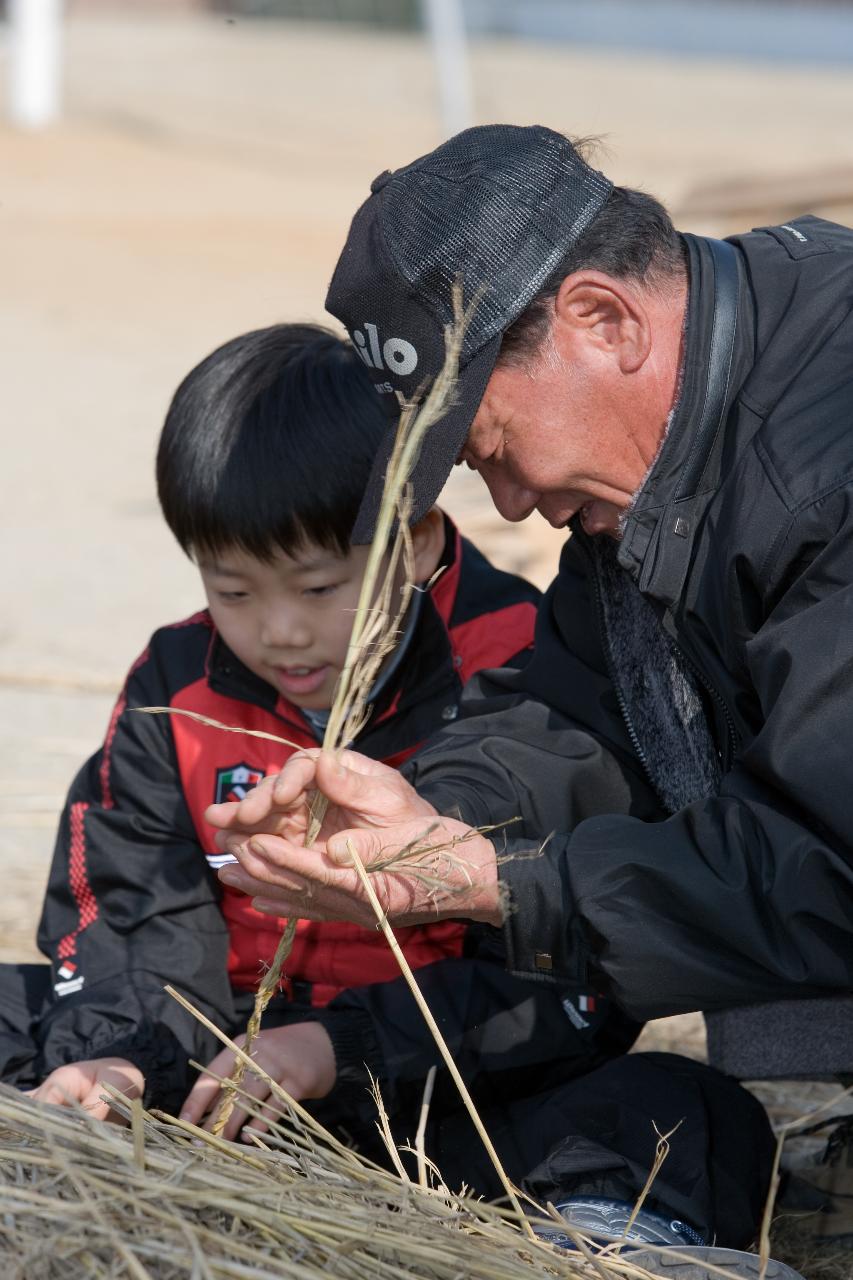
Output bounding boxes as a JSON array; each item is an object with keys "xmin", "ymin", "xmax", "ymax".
[{"xmin": 273, "ymin": 664, "xmax": 331, "ymax": 697}]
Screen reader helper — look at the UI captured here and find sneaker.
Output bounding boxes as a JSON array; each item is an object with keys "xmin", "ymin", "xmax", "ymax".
[{"xmin": 530, "ymin": 1195, "xmax": 707, "ymax": 1249}]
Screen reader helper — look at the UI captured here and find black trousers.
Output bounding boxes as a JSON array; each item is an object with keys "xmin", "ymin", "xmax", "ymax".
[
  {"xmin": 0, "ymin": 963, "xmax": 51, "ymax": 1087},
  {"xmin": 425, "ymin": 1050, "xmax": 774, "ymax": 1249},
  {"xmin": 0, "ymin": 963, "xmax": 774, "ymax": 1248}
]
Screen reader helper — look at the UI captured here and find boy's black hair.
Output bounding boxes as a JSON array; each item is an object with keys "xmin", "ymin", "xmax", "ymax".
[{"xmin": 156, "ymin": 324, "xmax": 387, "ymax": 561}]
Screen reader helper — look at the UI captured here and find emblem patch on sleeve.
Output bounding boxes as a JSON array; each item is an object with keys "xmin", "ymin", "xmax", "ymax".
[
  {"xmin": 54, "ymin": 959, "xmax": 85, "ymax": 997},
  {"xmin": 214, "ymin": 762, "xmax": 264, "ymax": 805}
]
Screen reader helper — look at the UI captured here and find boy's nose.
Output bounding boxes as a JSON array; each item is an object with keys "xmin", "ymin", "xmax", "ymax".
[{"xmin": 259, "ymin": 610, "xmax": 312, "ymax": 651}]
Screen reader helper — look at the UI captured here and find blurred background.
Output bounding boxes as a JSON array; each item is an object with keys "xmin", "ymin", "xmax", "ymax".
[{"xmin": 2, "ymin": 0, "xmax": 853, "ymax": 1014}]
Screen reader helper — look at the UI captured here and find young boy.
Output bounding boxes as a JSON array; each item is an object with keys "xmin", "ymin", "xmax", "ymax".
[{"xmin": 0, "ymin": 325, "xmax": 632, "ymax": 1168}]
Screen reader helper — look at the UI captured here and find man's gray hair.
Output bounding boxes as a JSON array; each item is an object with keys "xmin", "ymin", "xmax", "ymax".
[{"xmin": 499, "ymin": 169, "xmax": 686, "ymax": 367}]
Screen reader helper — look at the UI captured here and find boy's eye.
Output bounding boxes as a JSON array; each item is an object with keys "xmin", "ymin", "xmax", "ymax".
[
  {"xmin": 303, "ymin": 583, "xmax": 340, "ymax": 598},
  {"xmin": 217, "ymin": 590, "xmax": 249, "ymax": 603}
]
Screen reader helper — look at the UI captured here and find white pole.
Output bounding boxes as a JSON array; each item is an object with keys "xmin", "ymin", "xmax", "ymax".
[
  {"xmin": 9, "ymin": 0, "xmax": 63, "ymax": 129},
  {"xmin": 421, "ymin": 0, "xmax": 473, "ymax": 139}
]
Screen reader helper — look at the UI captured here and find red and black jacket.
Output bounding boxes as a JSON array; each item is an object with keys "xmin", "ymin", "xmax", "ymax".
[
  {"xmin": 33, "ymin": 521, "xmax": 633, "ymax": 1114},
  {"xmin": 167, "ymin": 521, "xmax": 537, "ymax": 1004}
]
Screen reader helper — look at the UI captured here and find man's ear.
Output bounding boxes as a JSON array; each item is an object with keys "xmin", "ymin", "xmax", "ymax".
[
  {"xmin": 410, "ymin": 507, "xmax": 446, "ymax": 584},
  {"xmin": 553, "ymin": 271, "xmax": 652, "ymax": 374}
]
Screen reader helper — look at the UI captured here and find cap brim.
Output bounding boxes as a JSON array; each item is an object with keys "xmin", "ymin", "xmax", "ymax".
[{"xmin": 351, "ymin": 335, "xmax": 501, "ymax": 544}]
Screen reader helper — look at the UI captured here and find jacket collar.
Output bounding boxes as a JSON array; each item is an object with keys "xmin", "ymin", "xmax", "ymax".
[{"xmin": 617, "ymin": 234, "xmax": 753, "ymax": 609}]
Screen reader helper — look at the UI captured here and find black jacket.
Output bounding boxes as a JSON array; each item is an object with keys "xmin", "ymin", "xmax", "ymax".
[
  {"xmin": 31, "ymin": 524, "xmax": 635, "ymax": 1113},
  {"xmin": 408, "ymin": 218, "xmax": 853, "ymax": 1023}
]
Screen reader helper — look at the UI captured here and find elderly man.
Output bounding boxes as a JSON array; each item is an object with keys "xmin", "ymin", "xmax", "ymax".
[{"xmin": 212, "ymin": 126, "xmax": 853, "ymax": 1246}]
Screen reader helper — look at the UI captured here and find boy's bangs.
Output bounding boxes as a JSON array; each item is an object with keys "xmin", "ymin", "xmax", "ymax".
[{"xmin": 157, "ymin": 324, "xmax": 388, "ymax": 566}]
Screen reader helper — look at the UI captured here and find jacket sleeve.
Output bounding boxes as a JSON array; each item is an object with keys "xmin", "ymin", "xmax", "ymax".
[
  {"xmin": 406, "ymin": 518, "xmax": 853, "ymax": 1022},
  {"xmin": 35, "ymin": 641, "xmax": 237, "ymax": 1110},
  {"xmin": 320, "ymin": 927, "xmax": 640, "ymax": 1118},
  {"xmin": 404, "ymin": 537, "xmax": 663, "ymax": 837},
  {"xmin": 534, "ymin": 500, "xmax": 853, "ymax": 1021},
  {"xmin": 403, "ymin": 536, "xmax": 663, "ymax": 992}
]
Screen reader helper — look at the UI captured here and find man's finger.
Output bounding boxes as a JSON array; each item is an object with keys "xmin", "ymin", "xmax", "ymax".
[
  {"xmin": 233, "ymin": 755, "xmax": 317, "ymax": 824},
  {"xmin": 270, "ymin": 750, "xmax": 321, "ymax": 806},
  {"xmin": 206, "ymin": 779, "xmax": 295, "ymax": 834},
  {"xmin": 220, "ymin": 837, "xmax": 315, "ymax": 891},
  {"xmin": 313, "ymin": 751, "xmax": 398, "ymax": 813},
  {"xmin": 217, "ymin": 863, "xmax": 277, "ymax": 899},
  {"xmin": 326, "ymin": 825, "xmax": 386, "ymax": 867},
  {"xmin": 250, "ymin": 895, "xmax": 372, "ymax": 924}
]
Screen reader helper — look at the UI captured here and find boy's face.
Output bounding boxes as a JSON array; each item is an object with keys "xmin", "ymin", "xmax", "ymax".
[
  {"xmin": 197, "ymin": 511, "xmax": 445, "ymax": 714},
  {"xmin": 198, "ymin": 542, "xmax": 376, "ymax": 711}
]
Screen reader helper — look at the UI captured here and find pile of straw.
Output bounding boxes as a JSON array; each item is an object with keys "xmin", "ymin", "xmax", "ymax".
[{"xmin": 0, "ymin": 1083, "xmax": 662, "ymax": 1280}]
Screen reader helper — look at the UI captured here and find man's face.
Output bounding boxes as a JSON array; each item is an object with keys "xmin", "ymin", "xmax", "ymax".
[{"xmin": 459, "ymin": 331, "xmax": 659, "ymax": 539}]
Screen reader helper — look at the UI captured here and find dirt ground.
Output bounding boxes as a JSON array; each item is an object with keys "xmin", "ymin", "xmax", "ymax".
[{"xmin": 1, "ymin": 24, "xmax": 852, "ymax": 1261}]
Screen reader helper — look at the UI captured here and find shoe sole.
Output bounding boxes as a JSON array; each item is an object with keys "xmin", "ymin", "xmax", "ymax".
[{"xmin": 627, "ymin": 1245, "xmax": 805, "ymax": 1279}]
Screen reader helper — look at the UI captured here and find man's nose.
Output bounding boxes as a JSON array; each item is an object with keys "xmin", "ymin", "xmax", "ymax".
[
  {"xmin": 481, "ymin": 472, "xmax": 539, "ymax": 523},
  {"xmin": 259, "ymin": 607, "xmax": 312, "ymax": 650}
]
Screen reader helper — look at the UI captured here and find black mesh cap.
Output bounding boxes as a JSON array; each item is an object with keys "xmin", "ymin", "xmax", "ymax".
[{"xmin": 326, "ymin": 124, "xmax": 613, "ymax": 542}]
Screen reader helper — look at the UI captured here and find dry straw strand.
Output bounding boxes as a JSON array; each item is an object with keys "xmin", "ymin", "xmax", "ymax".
[
  {"xmin": 757, "ymin": 1080, "xmax": 853, "ymax": 1280},
  {"xmin": 344, "ymin": 836, "xmax": 536, "ymax": 1242},
  {"xmin": 134, "ymin": 705, "xmax": 304, "ymax": 753},
  {"xmin": 210, "ymin": 918, "xmax": 298, "ymax": 1137},
  {"xmin": 306, "ymin": 279, "xmax": 474, "ymax": 843}
]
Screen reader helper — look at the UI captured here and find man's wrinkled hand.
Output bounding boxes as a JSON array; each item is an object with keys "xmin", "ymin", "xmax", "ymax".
[
  {"xmin": 205, "ymin": 749, "xmax": 435, "ymax": 850},
  {"xmin": 212, "ymin": 750, "xmax": 503, "ymax": 928}
]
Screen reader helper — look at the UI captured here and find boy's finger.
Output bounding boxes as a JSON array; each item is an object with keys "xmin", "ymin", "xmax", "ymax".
[
  {"xmin": 79, "ymin": 1084, "xmax": 114, "ymax": 1120},
  {"xmin": 214, "ymin": 1078, "xmax": 271, "ymax": 1142},
  {"xmin": 180, "ymin": 1075, "xmax": 225, "ymax": 1125},
  {"xmin": 36, "ymin": 1081, "xmax": 80, "ymax": 1108},
  {"xmin": 241, "ymin": 1103, "xmax": 278, "ymax": 1141}
]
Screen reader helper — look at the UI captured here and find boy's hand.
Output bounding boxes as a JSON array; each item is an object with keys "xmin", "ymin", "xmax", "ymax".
[
  {"xmin": 211, "ymin": 749, "xmax": 503, "ymax": 928},
  {"xmin": 26, "ymin": 1057, "xmax": 144, "ymax": 1122},
  {"xmin": 179, "ymin": 1023, "xmax": 336, "ymax": 1142}
]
